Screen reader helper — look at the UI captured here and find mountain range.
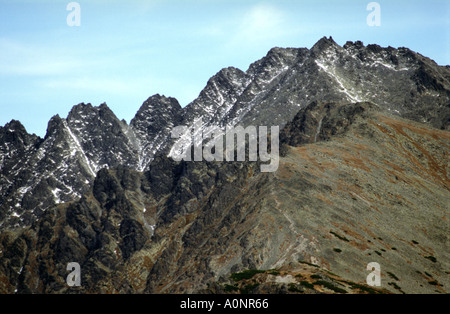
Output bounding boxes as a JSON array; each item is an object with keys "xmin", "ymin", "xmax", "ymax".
[{"xmin": 0, "ymin": 36, "xmax": 448, "ymax": 294}]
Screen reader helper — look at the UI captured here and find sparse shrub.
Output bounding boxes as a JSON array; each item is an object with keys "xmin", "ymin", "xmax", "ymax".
[
  {"xmin": 288, "ymin": 283, "xmax": 302, "ymax": 293},
  {"xmin": 300, "ymin": 281, "xmax": 314, "ymax": 289},
  {"xmin": 314, "ymin": 280, "xmax": 347, "ymax": 294},
  {"xmin": 388, "ymin": 282, "xmax": 402, "ymax": 291},
  {"xmin": 349, "ymin": 282, "xmax": 380, "ymax": 294},
  {"xmin": 330, "ymin": 231, "xmax": 350, "ymax": 242},
  {"xmin": 387, "ymin": 272, "xmax": 399, "ymax": 281},
  {"xmin": 240, "ymin": 283, "xmax": 259, "ymax": 294},
  {"xmin": 337, "ymin": 279, "xmax": 384, "ymax": 294},
  {"xmin": 224, "ymin": 284, "xmax": 239, "ymax": 292},
  {"xmin": 230, "ymin": 269, "xmax": 265, "ymax": 281},
  {"xmin": 428, "ymin": 280, "xmax": 439, "ymax": 286},
  {"xmin": 267, "ymin": 269, "xmax": 280, "ymax": 276},
  {"xmin": 424, "ymin": 255, "xmax": 437, "ymax": 263},
  {"xmin": 298, "ymin": 260, "xmax": 319, "ymax": 268}
]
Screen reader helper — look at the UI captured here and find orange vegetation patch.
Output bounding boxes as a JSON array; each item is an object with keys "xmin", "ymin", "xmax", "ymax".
[
  {"xmin": 371, "ymin": 116, "xmax": 449, "ymax": 189},
  {"xmin": 290, "ymin": 147, "xmax": 328, "ymax": 174},
  {"xmin": 312, "ymin": 141, "xmax": 373, "ymax": 173},
  {"xmin": 379, "ymin": 115, "xmax": 450, "ymax": 143},
  {"xmin": 313, "ymin": 192, "xmax": 335, "ymax": 206},
  {"xmin": 383, "ymin": 159, "xmax": 406, "ymax": 175},
  {"xmin": 331, "ymin": 222, "xmax": 370, "ymax": 251},
  {"xmin": 277, "ymin": 162, "xmax": 296, "ymax": 180},
  {"xmin": 341, "ymin": 154, "xmax": 372, "ymax": 173}
]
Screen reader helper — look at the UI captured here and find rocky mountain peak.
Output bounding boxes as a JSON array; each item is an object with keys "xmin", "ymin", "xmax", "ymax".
[
  {"xmin": 199, "ymin": 67, "xmax": 250, "ymax": 101},
  {"xmin": 0, "ymin": 120, "xmax": 37, "ymax": 146},
  {"xmin": 1, "ymin": 119, "xmax": 25, "ymax": 134},
  {"xmin": 67, "ymin": 102, "xmax": 94, "ymax": 118},
  {"xmin": 129, "ymin": 95, "xmax": 183, "ymax": 171},
  {"xmin": 343, "ymin": 40, "xmax": 365, "ymax": 50},
  {"xmin": 247, "ymin": 46, "xmax": 304, "ymax": 79},
  {"xmin": 67, "ymin": 102, "xmax": 120, "ymax": 128},
  {"xmin": 132, "ymin": 94, "xmax": 181, "ymax": 125},
  {"xmin": 44, "ymin": 114, "xmax": 65, "ymax": 140},
  {"xmin": 311, "ymin": 36, "xmax": 339, "ymax": 53},
  {"xmin": 213, "ymin": 66, "xmax": 247, "ymax": 82}
]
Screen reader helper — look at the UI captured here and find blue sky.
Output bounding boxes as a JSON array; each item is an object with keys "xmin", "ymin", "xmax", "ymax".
[{"xmin": 1, "ymin": 0, "xmax": 449, "ymax": 137}]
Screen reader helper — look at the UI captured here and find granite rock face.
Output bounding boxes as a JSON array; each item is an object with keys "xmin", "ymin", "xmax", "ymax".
[
  {"xmin": 0, "ymin": 37, "xmax": 449, "ymax": 294},
  {"xmin": 2, "ymin": 37, "xmax": 449, "ymax": 229}
]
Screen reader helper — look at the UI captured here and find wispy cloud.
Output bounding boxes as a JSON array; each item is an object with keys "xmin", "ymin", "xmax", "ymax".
[
  {"xmin": 38, "ymin": 73, "xmax": 200, "ymax": 106},
  {"xmin": 40, "ymin": 77, "xmax": 135, "ymax": 94},
  {"xmin": 0, "ymin": 38, "xmax": 93, "ymax": 76},
  {"xmin": 227, "ymin": 4, "xmax": 288, "ymax": 48}
]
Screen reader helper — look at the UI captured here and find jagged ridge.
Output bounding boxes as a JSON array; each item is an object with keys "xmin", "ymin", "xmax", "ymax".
[{"xmin": 0, "ymin": 37, "xmax": 449, "ymax": 294}]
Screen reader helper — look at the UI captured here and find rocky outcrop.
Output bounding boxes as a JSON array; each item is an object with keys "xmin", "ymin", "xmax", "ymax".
[{"xmin": 280, "ymin": 101, "xmax": 377, "ymax": 150}]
